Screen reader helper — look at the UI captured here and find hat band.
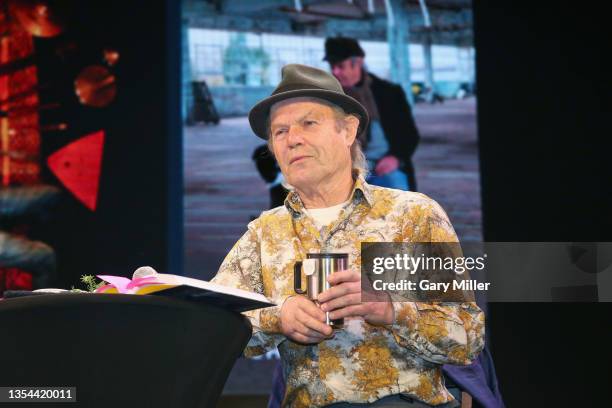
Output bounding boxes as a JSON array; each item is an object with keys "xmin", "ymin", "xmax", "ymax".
[{"xmin": 273, "ymin": 83, "xmax": 341, "ymax": 95}]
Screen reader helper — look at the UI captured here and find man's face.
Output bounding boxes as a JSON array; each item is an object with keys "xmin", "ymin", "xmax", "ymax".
[
  {"xmin": 269, "ymin": 98, "xmax": 356, "ymax": 192},
  {"xmin": 330, "ymin": 57, "xmax": 363, "ymax": 88}
]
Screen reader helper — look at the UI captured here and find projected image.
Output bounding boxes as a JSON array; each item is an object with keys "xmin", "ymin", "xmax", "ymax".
[
  {"xmin": 184, "ymin": 34, "xmax": 478, "ymax": 279},
  {"xmin": 181, "ymin": 0, "xmax": 482, "ymax": 403}
]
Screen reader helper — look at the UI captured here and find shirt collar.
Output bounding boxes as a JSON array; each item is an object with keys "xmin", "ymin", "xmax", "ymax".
[{"xmin": 284, "ymin": 176, "xmax": 374, "ymax": 216}]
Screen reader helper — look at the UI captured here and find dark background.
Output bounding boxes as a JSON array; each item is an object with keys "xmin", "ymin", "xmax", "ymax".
[
  {"xmin": 474, "ymin": 1, "xmax": 612, "ymax": 406},
  {"xmin": 35, "ymin": 0, "xmax": 182, "ymax": 289},
  {"xmin": 33, "ymin": 0, "xmax": 611, "ymax": 406}
]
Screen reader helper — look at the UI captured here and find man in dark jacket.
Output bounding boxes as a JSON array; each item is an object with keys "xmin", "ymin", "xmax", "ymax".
[{"xmin": 324, "ymin": 36, "xmax": 420, "ymax": 191}]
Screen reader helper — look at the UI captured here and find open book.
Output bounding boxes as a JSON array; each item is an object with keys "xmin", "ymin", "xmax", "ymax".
[{"xmin": 96, "ymin": 267, "xmax": 275, "ymax": 312}]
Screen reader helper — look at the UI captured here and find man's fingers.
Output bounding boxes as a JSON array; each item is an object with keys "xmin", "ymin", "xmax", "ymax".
[
  {"xmin": 375, "ymin": 163, "xmax": 390, "ymax": 175},
  {"xmin": 299, "ymin": 298, "xmax": 327, "ymax": 321},
  {"xmin": 293, "ymin": 320, "xmax": 328, "ymax": 339},
  {"xmin": 318, "ymin": 269, "xmax": 360, "ymax": 303},
  {"xmin": 290, "ymin": 332, "xmax": 325, "ymax": 345},
  {"xmin": 320, "ymin": 292, "xmax": 361, "ymax": 312},
  {"xmin": 288, "ymin": 326, "xmax": 320, "ymax": 344},
  {"xmin": 281, "ymin": 295, "xmax": 334, "ymax": 342},
  {"xmin": 328, "ymin": 304, "xmax": 366, "ymax": 320},
  {"xmin": 326, "ymin": 269, "xmax": 360, "ymax": 285},
  {"xmin": 298, "ymin": 309, "xmax": 333, "ymax": 336},
  {"xmin": 318, "ymin": 280, "xmax": 360, "ymax": 303},
  {"xmin": 317, "ymin": 284, "xmax": 348, "ymax": 303},
  {"xmin": 375, "ymin": 155, "xmax": 399, "ymax": 176}
]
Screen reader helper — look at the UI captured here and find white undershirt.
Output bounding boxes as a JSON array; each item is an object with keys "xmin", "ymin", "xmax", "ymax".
[{"xmin": 303, "ymin": 200, "xmax": 350, "ymax": 231}]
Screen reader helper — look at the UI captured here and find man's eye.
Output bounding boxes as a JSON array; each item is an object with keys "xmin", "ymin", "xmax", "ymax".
[
  {"xmin": 304, "ymin": 120, "xmax": 317, "ymax": 126},
  {"xmin": 274, "ymin": 129, "xmax": 287, "ymax": 137}
]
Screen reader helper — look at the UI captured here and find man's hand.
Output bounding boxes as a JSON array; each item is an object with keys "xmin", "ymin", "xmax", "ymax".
[
  {"xmin": 280, "ymin": 295, "xmax": 333, "ymax": 344},
  {"xmin": 317, "ymin": 269, "xmax": 395, "ymax": 326},
  {"xmin": 375, "ymin": 155, "xmax": 400, "ymax": 176}
]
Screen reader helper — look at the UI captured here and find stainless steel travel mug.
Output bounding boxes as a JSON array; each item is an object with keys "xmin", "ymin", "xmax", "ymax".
[{"xmin": 294, "ymin": 253, "xmax": 348, "ymax": 328}]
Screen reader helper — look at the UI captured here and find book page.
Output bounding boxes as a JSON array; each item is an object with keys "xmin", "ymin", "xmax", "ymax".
[{"xmin": 155, "ymin": 274, "xmax": 275, "ymax": 305}]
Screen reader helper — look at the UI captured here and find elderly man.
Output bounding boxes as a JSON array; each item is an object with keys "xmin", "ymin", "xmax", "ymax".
[
  {"xmin": 212, "ymin": 64, "xmax": 484, "ymax": 408},
  {"xmin": 324, "ymin": 36, "xmax": 420, "ymax": 192}
]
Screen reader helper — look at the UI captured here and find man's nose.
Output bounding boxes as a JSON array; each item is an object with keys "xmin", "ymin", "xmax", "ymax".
[
  {"xmin": 287, "ymin": 125, "xmax": 304, "ymax": 148},
  {"xmin": 332, "ymin": 66, "xmax": 342, "ymax": 78}
]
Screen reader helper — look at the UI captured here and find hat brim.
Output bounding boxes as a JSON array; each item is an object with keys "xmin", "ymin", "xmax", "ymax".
[{"xmin": 248, "ymin": 88, "xmax": 370, "ymax": 140}]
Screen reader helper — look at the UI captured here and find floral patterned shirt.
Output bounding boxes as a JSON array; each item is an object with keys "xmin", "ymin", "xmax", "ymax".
[{"xmin": 212, "ymin": 177, "xmax": 485, "ymax": 407}]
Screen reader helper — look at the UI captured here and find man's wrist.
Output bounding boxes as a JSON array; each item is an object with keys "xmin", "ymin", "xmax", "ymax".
[{"xmin": 280, "ymin": 294, "xmax": 297, "ymax": 314}]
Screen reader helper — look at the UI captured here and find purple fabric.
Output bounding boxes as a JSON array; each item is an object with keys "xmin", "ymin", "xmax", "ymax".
[
  {"xmin": 267, "ymin": 346, "xmax": 505, "ymax": 408},
  {"xmin": 267, "ymin": 290, "xmax": 504, "ymax": 407},
  {"xmin": 443, "ymin": 346, "xmax": 505, "ymax": 408},
  {"xmin": 268, "ymin": 361, "xmax": 285, "ymax": 408}
]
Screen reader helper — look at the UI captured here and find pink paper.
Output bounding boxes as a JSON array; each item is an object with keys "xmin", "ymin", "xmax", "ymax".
[
  {"xmin": 126, "ymin": 276, "xmax": 160, "ymax": 290},
  {"xmin": 97, "ymin": 275, "xmax": 132, "ymax": 294}
]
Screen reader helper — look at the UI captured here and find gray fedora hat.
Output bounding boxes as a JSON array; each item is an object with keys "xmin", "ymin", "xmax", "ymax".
[{"xmin": 248, "ymin": 64, "xmax": 369, "ymax": 139}]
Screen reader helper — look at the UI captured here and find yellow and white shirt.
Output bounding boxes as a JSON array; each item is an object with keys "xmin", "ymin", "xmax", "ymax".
[{"xmin": 212, "ymin": 177, "xmax": 485, "ymax": 407}]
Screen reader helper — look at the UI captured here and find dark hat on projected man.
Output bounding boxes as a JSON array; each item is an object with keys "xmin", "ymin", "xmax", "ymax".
[
  {"xmin": 248, "ymin": 64, "xmax": 369, "ymax": 140},
  {"xmin": 323, "ymin": 36, "xmax": 365, "ymax": 65}
]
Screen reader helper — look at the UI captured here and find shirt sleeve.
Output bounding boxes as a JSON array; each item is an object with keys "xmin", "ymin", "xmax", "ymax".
[
  {"xmin": 386, "ymin": 198, "xmax": 486, "ymax": 365},
  {"xmin": 211, "ymin": 219, "xmax": 287, "ymax": 357}
]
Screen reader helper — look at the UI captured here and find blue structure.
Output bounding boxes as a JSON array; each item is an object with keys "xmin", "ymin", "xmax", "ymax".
[{"xmin": 182, "ymin": 0, "xmax": 475, "ymax": 118}]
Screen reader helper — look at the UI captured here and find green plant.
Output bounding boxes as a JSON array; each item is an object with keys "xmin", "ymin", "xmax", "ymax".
[{"xmin": 78, "ymin": 275, "xmax": 106, "ymax": 292}]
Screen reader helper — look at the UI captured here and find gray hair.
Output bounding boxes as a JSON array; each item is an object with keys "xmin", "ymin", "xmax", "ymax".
[{"xmin": 266, "ymin": 97, "xmax": 369, "ymax": 181}]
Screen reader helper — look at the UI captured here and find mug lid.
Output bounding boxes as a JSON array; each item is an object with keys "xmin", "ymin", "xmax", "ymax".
[
  {"xmin": 303, "ymin": 259, "xmax": 316, "ymax": 276},
  {"xmin": 306, "ymin": 253, "xmax": 348, "ymax": 259}
]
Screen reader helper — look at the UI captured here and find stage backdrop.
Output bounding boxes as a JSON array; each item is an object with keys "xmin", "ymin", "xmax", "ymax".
[{"xmin": 30, "ymin": 0, "xmax": 182, "ymax": 289}]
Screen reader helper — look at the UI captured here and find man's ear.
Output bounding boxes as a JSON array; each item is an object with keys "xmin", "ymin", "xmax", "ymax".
[{"xmin": 344, "ymin": 115, "xmax": 360, "ymax": 146}]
